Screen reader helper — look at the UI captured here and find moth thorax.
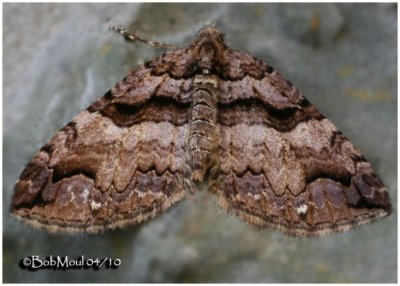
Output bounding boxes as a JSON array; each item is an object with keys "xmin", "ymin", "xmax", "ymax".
[{"xmin": 189, "ymin": 75, "xmax": 219, "ymax": 182}]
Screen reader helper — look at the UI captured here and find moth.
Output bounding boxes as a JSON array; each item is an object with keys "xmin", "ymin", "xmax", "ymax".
[{"xmin": 11, "ymin": 25, "xmax": 391, "ymax": 236}]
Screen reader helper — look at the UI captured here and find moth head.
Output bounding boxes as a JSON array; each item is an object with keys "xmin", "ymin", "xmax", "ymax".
[
  {"xmin": 196, "ymin": 25, "xmax": 225, "ymax": 42},
  {"xmin": 192, "ymin": 25, "xmax": 227, "ymax": 74}
]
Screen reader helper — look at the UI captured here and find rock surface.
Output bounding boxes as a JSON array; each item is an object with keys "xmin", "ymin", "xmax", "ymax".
[{"xmin": 3, "ymin": 3, "xmax": 396, "ymax": 283}]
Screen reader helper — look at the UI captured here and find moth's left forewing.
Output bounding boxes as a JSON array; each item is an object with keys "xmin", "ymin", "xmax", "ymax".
[
  {"xmin": 11, "ymin": 55, "xmax": 194, "ymax": 233},
  {"xmin": 211, "ymin": 48, "xmax": 391, "ymax": 237}
]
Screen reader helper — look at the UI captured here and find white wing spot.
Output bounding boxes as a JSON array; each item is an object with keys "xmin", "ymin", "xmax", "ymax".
[
  {"xmin": 296, "ymin": 204, "xmax": 308, "ymax": 215},
  {"xmin": 82, "ymin": 188, "xmax": 89, "ymax": 202},
  {"xmin": 90, "ymin": 201, "xmax": 102, "ymax": 211},
  {"xmin": 69, "ymin": 192, "xmax": 75, "ymax": 203}
]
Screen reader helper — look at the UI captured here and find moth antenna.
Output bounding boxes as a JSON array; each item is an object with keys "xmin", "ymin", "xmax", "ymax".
[{"xmin": 110, "ymin": 25, "xmax": 176, "ymax": 49}]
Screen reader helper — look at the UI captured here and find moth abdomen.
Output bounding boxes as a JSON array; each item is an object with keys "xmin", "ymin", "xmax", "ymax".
[{"xmin": 189, "ymin": 75, "xmax": 219, "ymax": 182}]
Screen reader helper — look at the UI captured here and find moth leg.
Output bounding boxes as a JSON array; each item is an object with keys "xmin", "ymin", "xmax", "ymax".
[{"xmin": 110, "ymin": 25, "xmax": 176, "ymax": 49}]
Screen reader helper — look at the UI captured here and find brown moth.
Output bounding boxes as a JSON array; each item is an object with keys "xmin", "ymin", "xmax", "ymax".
[{"xmin": 11, "ymin": 25, "xmax": 391, "ymax": 236}]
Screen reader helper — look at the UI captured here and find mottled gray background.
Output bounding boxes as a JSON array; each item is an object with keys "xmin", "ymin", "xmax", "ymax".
[{"xmin": 3, "ymin": 3, "xmax": 397, "ymax": 283}]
